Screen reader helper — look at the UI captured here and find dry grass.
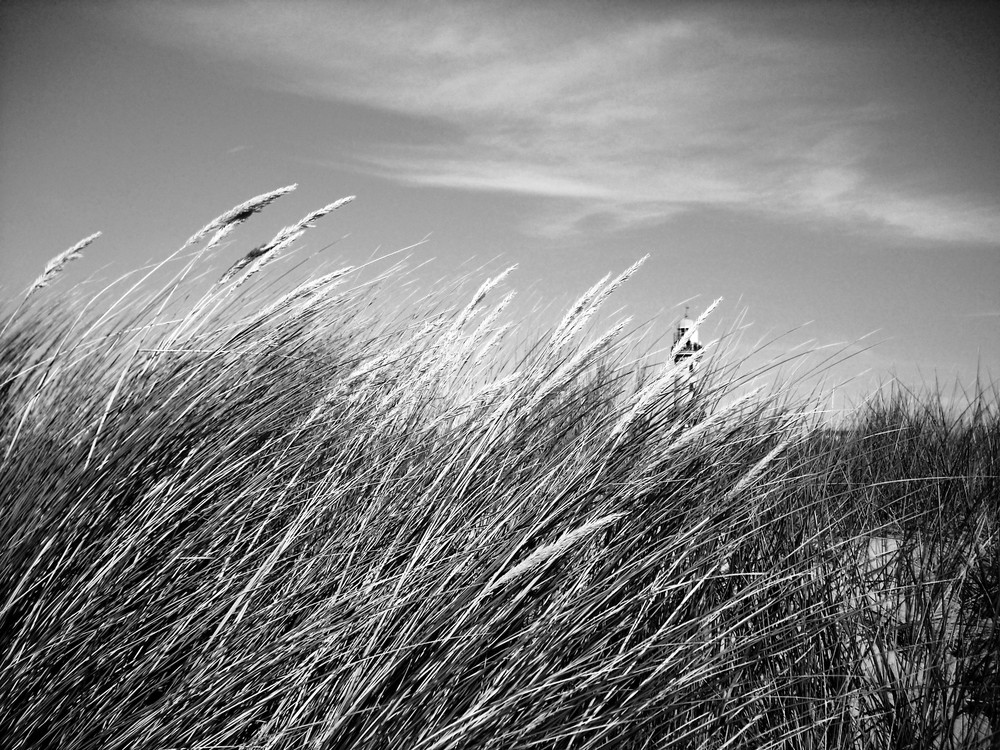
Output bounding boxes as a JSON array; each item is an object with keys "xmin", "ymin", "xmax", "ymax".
[{"xmin": 0, "ymin": 189, "xmax": 996, "ymax": 749}]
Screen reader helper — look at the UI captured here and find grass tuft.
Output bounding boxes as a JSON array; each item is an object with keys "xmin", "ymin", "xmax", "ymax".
[{"xmin": 1, "ymin": 189, "xmax": 996, "ymax": 749}]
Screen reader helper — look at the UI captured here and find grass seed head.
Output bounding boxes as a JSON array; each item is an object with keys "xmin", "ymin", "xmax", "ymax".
[
  {"xmin": 29, "ymin": 231, "xmax": 101, "ymax": 294},
  {"xmin": 185, "ymin": 183, "xmax": 297, "ymax": 250}
]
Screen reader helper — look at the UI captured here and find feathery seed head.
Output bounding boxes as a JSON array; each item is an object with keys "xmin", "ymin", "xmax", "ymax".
[
  {"xmin": 266, "ymin": 195, "xmax": 355, "ymax": 251},
  {"xmin": 467, "ymin": 291, "xmax": 517, "ymax": 354},
  {"xmin": 552, "ymin": 272, "xmax": 611, "ymax": 347},
  {"xmin": 448, "ymin": 265, "xmax": 518, "ymax": 344},
  {"xmin": 468, "ymin": 265, "xmax": 516, "ymax": 312},
  {"xmin": 29, "ymin": 231, "xmax": 101, "ymax": 293},
  {"xmin": 552, "ymin": 256, "xmax": 647, "ymax": 349},
  {"xmin": 232, "ymin": 230, "xmax": 304, "ymax": 289},
  {"xmin": 185, "ymin": 184, "xmax": 297, "ymax": 249},
  {"xmin": 217, "ymin": 195, "xmax": 354, "ymax": 285},
  {"xmin": 489, "ymin": 514, "xmax": 623, "ymax": 592}
]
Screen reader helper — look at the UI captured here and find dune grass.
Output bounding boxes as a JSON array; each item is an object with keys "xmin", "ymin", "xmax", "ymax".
[{"xmin": 0, "ymin": 190, "xmax": 996, "ymax": 749}]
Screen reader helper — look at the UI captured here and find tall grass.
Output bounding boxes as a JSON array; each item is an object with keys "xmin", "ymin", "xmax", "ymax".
[{"xmin": 1, "ymin": 190, "xmax": 996, "ymax": 749}]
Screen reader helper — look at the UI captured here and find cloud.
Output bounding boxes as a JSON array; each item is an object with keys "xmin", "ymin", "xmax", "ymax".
[{"xmin": 115, "ymin": 0, "xmax": 1000, "ymax": 242}]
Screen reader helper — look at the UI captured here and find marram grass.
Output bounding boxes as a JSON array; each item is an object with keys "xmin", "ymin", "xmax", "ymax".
[{"xmin": 0, "ymin": 190, "xmax": 996, "ymax": 749}]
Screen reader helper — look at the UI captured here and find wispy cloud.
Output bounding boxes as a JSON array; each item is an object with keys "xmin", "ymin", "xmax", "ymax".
[{"xmin": 115, "ymin": 0, "xmax": 1000, "ymax": 242}]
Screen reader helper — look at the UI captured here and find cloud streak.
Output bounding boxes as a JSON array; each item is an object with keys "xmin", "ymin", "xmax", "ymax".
[{"xmin": 117, "ymin": 0, "xmax": 1000, "ymax": 243}]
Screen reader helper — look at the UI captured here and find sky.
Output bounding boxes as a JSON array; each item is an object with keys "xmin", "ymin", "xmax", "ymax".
[{"xmin": 1, "ymin": 0, "xmax": 998, "ymax": 411}]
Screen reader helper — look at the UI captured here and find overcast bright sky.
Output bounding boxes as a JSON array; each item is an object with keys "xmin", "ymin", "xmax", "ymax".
[{"xmin": 2, "ymin": 0, "xmax": 998, "ymax": 409}]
